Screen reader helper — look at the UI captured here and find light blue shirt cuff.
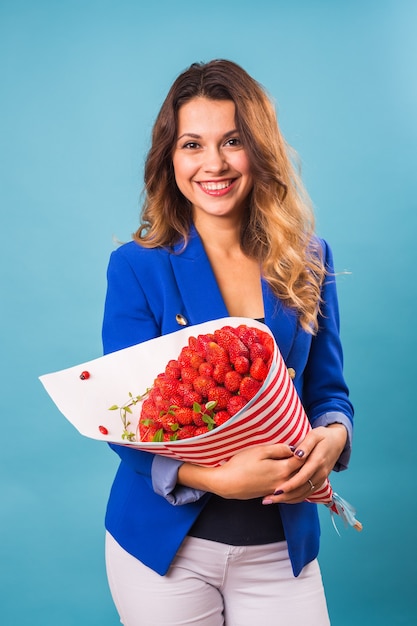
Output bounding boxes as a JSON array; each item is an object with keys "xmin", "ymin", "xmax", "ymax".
[
  {"xmin": 151, "ymin": 455, "xmax": 207, "ymax": 505},
  {"xmin": 313, "ymin": 411, "xmax": 353, "ymax": 472}
]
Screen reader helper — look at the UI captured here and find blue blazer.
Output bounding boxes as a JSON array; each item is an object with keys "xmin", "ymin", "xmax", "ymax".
[{"xmin": 102, "ymin": 227, "xmax": 354, "ymax": 577}]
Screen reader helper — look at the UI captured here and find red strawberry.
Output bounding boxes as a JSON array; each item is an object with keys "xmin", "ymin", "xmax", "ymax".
[
  {"xmin": 233, "ymin": 355, "xmax": 250, "ymax": 374},
  {"xmin": 192, "ymin": 409, "xmax": 206, "ymax": 427},
  {"xmin": 165, "ymin": 359, "xmax": 181, "ymax": 379},
  {"xmin": 190, "ymin": 353, "xmax": 204, "ymax": 370},
  {"xmin": 158, "ymin": 377, "xmax": 181, "ymax": 398},
  {"xmin": 227, "ymin": 395, "xmax": 248, "ymax": 416},
  {"xmin": 207, "ymin": 386, "xmax": 232, "ymax": 409},
  {"xmin": 140, "ymin": 399, "xmax": 160, "ymax": 421},
  {"xmin": 153, "ymin": 373, "xmax": 167, "ymax": 388},
  {"xmin": 163, "ymin": 430, "xmax": 178, "ymax": 442},
  {"xmin": 188, "ymin": 336, "xmax": 198, "ymax": 350},
  {"xmin": 194, "ymin": 426, "xmax": 210, "ymax": 436},
  {"xmin": 192, "ymin": 375, "xmax": 216, "ymax": 397},
  {"xmin": 214, "ymin": 410, "xmax": 231, "ymax": 426},
  {"xmin": 239, "ymin": 376, "xmax": 261, "ymax": 400},
  {"xmin": 199, "ymin": 362, "xmax": 213, "ymax": 377},
  {"xmin": 235, "ymin": 324, "xmax": 259, "ymax": 346},
  {"xmin": 177, "ymin": 425, "xmax": 198, "ymax": 440},
  {"xmin": 249, "ymin": 357, "xmax": 269, "ymax": 382},
  {"xmin": 150, "ymin": 390, "xmax": 170, "ymax": 413},
  {"xmin": 180, "ymin": 366, "xmax": 199, "ymax": 385},
  {"xmin": 173, "ymin": 407, "xmax": 195, "ymax": 425},
  {"xmin": 182, "ymin": 388, "xmax": 203, "ymax": 408},
  {"xmin": 258, "ymin": 331, "xmax": 274, "ymax": 355},
  {"xmin": 214, "ymin": 328, "xmax": 249, "ymax": 362},
  {"xmin": 159, "ymin": 412, "xmax": 180, "ymax": 432},
  {"xmin": 178, "ymin": 382, "xmax": 193, "ymax": 396},
  {"xmin": 212, "ymin": 362, "xmax": 232, "ymax": 384},
  {"xmin": 196, "ymin": 333, "xmax": 215, "ymax": 357},
  {"xmin": 205, "ymin": 341, "xmax": 229, "ymax": 366},
  {"xmin": 249, "ymin": 342, "xmax": 271, "ymax": 362},
  {"xmin": 138, "ymin": 422, "xmax": 163, "ymax": 442},
  {"xmin": 224, "ymin": 370, "xmax": 243, "ymax": 392},
  {"xmin": 167, "ymin": 393, "xmax": 183, "ymax": 409}
]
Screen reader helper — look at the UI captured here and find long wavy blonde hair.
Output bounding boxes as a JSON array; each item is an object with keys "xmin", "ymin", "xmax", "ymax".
[{"xmin": 134, "ymin": 60, "xmax": 326, "ymax": 333}]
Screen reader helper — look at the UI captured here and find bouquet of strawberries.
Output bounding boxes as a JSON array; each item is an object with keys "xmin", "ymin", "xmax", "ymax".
[
  {"xmin": 39, "ymin": 317, "xmax": 361, "ymax": 531},
  {"xmin": 134, "ymin": 323, "xmax": 274, "ymax": 443}
]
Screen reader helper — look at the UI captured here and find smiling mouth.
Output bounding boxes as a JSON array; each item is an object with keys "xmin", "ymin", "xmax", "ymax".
[{"xmin": 198, "ymin": 180, "xmax": 235, "ymax": 195}]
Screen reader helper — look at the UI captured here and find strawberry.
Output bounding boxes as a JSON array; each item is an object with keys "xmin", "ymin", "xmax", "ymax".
[
  {"xmin": 177, "ymin": 425, "xmax": 198, "ymax": 440},
  {"xmin": 235, "ymin": 324, "xmax": 259, "ymax": 346},
  {"xmin": 214, "ymin": 328, "xmax": 249, "ymax": 362},
  {"xmin": 150, "ymin": 390, "xmax": 170, "ymax": 413},
  {"xmin": 194, "ymin": 425, "xmax": 210, "ymax": 436},
  {"xmin": 250, "ymin": 357, "xmax": 269, "ymax": 381},
  {"xmin": 207, "ymin": 386, "xmax": 232, "ymax": 409},
  {"xmin": 159, "ymin": 412, "xmax": 180, "ymax": 432},
  {"xmin": 199, "ymin": 362, "xmax": 213, "ymax": 377},
  {"xmin": 224, "ymin": 370, "xmax": 242, "ymax": 392},
  {"xmin": 214, "ymin": 410, "xmax": 231, "ymax": 426},
  {"xmin": 205, "ymin": 341, "xmax": 229, "ymax": 366},
  {"xmin": 178, "ymin": 381, "xmax": 193, "ymax": 396},
  {"xmin": 239, "ymin": 376, "xmax": 262, "ymax": 400},
  {"xmin": 167, "ymin": 393, "xmax": 183, "ymax": 408},
  {"xmin": 173, "ymin": 407, "xmax": 195, "ymax": 425},
  {"xmin": 165, "ymin": 359, "xmax": 181, "ymax": 379},
  {"xmin": 188, "ymin": 336, "xmax": 198, "ymax": 350},
  {"xmin": 182, "ymin": 388, "xmax": 203, "ymax": 407},
  {"xmin": 138, "ymin": 422, "xmax": 163, "ymax": 442},
  {"xmin": 227, "ymin": 395, "xmax": 248, "ymax": 416},
  {"xmin": 195, "ymin": 333, "xmax": 215, "ymax": 357},
  {"xmin": 180, "ymin": 366, "xmax": 199, "ymax": 385},
  {"xmin": 177, "ymin": 347, "xmax": 193, "ymax": 367},
  {"xmin": 233, "ymin": 355, "xmax": 250, "ymax": 374},
  {"xmin": 140, "ymin": 399, "xmax": 160, "ymax": 421},
  {"xmin": 157, "ymin": 376, "xmax": 181, "ymax": 398},
  {"xmin": 212, "ymin": 361, "xmax": 232, "ymax": 384},
  {"xmin": 249, "ymin": 342, "xmax": 271, "ymax": 363},
  {"xmin": 192, "ymin": 410, "xmax": 206, "ymax": 427},
  {"xmin": 192, "ymin": 375, "xmax": 216, "ymax": 397}
]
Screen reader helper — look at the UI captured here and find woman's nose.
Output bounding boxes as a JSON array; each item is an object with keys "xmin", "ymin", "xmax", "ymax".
[{"xmin": 203, "ymin": 146, "xmax": 227, "ymax": 173}]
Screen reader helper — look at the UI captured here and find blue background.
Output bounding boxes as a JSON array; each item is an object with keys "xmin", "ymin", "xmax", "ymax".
[{"xmin": 1, "ymin": 0, "xmax": 416, "ymax": 624}]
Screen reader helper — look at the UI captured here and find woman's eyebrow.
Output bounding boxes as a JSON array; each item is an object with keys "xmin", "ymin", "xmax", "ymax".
[{"xmin": 177, "ymin": 129, "xmax": 238, "ymax": 141}]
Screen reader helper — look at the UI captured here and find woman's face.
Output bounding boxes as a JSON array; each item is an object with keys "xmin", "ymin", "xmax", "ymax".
[{"xmin": 172, "ymin": 97, "xmax": 253, "ymax": 223}]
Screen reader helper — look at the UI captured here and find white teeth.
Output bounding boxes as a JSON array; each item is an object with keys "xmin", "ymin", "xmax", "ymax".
[{"xmin": 200, "ymin": 181, "xmax": 231, "ymax": 191}]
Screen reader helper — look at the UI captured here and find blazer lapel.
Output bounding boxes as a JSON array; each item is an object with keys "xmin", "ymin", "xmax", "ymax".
[
  {"xmin": 170, "ymin": 228, "xmax": 229, "ymax": 324},
  {"xmin": 170, "ymin": 227, "xmax": 298, "ymax": 361},
  {"xmin": 262, "ymin": 279, "xmax": 298, "ymax": 361}
]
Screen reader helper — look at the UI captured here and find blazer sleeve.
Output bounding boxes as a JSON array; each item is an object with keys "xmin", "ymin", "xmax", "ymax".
[
  {"xmin": 302, "ymin": 240, "xmax": 354, "ymax": 470},
  {"xmin": 102, "ymin": 246, "xmax": 206, "ymax": 504}
]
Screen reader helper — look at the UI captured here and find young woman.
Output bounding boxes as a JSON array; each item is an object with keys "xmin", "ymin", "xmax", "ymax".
[{"xmin": 102, "ymin": 59, "xmax": 353, "ymax": 625}]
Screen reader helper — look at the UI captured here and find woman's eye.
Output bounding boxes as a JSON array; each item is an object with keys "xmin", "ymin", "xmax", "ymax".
[
  {"xmin": 225, "ymin": 137, "xmax": 241, "ymax": 147},
  {"xmin": 183, "ymin": 141, "xmax": 200, "ymax": 149}
]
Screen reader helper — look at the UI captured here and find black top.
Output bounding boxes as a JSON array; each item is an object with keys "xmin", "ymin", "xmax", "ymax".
[{"xmin": 188, "ymin": 495, "xmax": 285, "ymax": 545}]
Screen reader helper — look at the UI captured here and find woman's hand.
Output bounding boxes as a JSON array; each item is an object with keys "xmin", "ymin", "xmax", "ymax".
[
  {"xmin": 178, "ymin": 443, "xmax": 302, "ymax": 500},
  {"xmin": 262, "ymin": 424, "xmax": 348, "ymax": 505}
]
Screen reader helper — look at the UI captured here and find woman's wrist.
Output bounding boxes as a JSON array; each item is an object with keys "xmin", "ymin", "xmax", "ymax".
[{"xmin": 177, "ymin": 462, "xmax": 221, "ymax": 495}]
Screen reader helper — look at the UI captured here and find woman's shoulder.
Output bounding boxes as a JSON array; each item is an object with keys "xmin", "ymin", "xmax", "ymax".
[{"xmin": 109, "ymin": 240, "xmax": 172, "ymax": 266}]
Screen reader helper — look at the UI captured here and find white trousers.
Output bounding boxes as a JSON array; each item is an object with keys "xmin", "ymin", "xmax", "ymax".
[{"xmin": 105, "ymin": 531, "xmax": 330, "ymax": 626}]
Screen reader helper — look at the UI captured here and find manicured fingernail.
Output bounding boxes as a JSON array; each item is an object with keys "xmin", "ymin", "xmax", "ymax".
[
  {"xmin": 273, "ymin": 489, "xmax": 284, "ymax": 495},
  {"xmin": 295, "ymin": 449, "xmax": 305, "ymax": 458},
  {"xmin": 262, "ymin": 498, "xmax": 274, "ymax": 505},
  {"xmin": 289, "ymin": 445, "xmax": 296, "ymax": 452}
]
